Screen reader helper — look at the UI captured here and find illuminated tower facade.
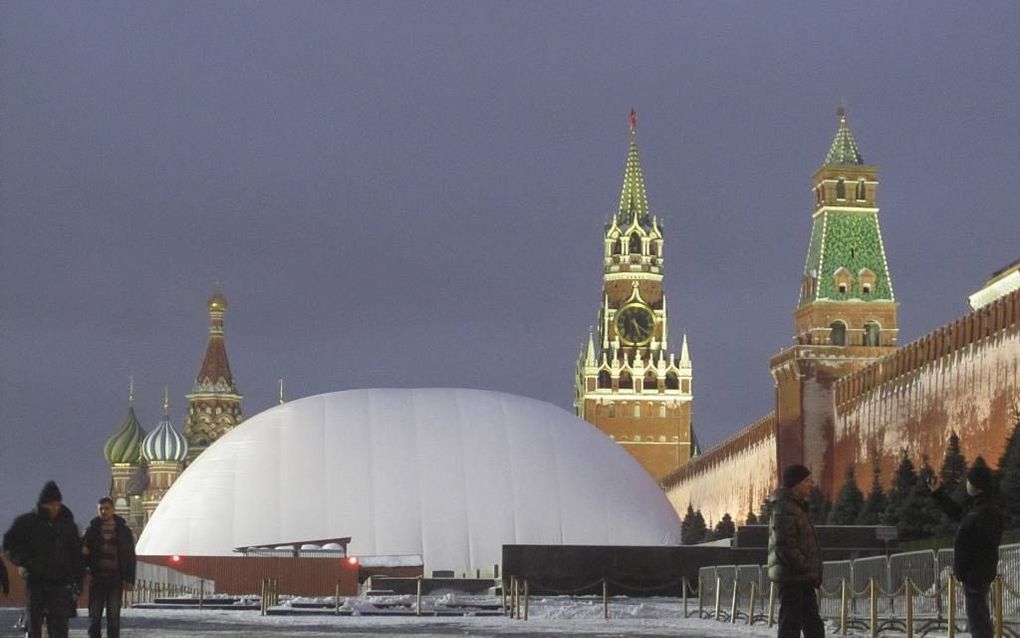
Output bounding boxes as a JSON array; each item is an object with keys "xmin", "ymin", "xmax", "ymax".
[
  {"xmin": 769, "ymin": 108, "xmax": 899, "ymax": 494},
  {"xmin": 183, "ymin": 291, "xmax": 243, "ymax": 462},
  {"xmin": 575, "ymin": 112, "xmax": 695, "ymax": 481}
]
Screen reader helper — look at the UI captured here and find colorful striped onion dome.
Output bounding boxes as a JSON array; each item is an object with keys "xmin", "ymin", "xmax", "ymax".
[
  {"xmin": 103, "ymin": 403, "xmax": 145, "ymax": 466},
  {"xmin": 142, "ymin": 390, "xmax": 189, "ymax": 463}
]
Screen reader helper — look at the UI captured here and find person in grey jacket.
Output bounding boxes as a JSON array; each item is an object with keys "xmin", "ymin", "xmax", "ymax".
[{"xmin": 768, "ymin": 464, "xmax": 824, "ymax": 638}]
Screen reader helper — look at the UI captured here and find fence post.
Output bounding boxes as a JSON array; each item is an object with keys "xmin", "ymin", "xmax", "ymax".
[
  {"xmin": 199, "ymin": 579, "xmax": 205, "ymax": 609},
  {"xmin": 993, "ymin": 576, "xmax": 1003, "ymax": 638},
  {"xmin": 840, "ymin": 579, "xmax": 848, "ymax": 636},
  {"xmin": 767, "ymin": 582, "xmax": 776, "ymax": 627},
  {"xmin": 513, "ymin": 576, "xmax": 520, "ymax": 619},
  {"xmin": 682, "ymin": 578, "xmax": 689, "ymax": 619},
  {"xmin": 905, "ymin": 577, "xmax": 913, "ymax": 638},
  {"xmin": 747, "ymin": 581, "xmax": 757, "ymax": 625},
  {"xmin": 602, "ymin": 578, "xmax": 609, "ymax": 620},
  {"xmin": 416, "ymin": 576, "xmax": 423, "ymax": 616},
  {"xmin": 259, "ymin": 578, "xmax": 265, "ymax": 615},
  {"xmin": 523, "ymin": 580, "xmax": 529, "ymax": 621},
  {"xmin": 713, "ymin": 575, "xmax": 721, "ymax": 621},
  {"xmin": 947, "ymin": 578, "xmax": 955, "ymax": 638},
  {"xmin": 869, "ymin": 577, "xmax": 877, "ymax": 638},
  {"xmin": 730, "ymin": 577, "xmax": 738, "ymax": 623}
]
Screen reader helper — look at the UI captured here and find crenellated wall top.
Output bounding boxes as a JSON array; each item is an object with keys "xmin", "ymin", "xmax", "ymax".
[
  {"xmin": 660, "ymin": 411, "xmax": 776, "ymax": 489},
  {"xmin": 835, "ymin": 287, "xmax": 1020, "ymax": 412}
]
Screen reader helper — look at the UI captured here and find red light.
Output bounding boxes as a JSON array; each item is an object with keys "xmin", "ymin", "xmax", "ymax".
[
  {"xmin": 171, "ymin": 555, "xmax": 182, "ymax": 563},
  {"xmin": 347, "ymin": 556, "xmax": 358, "ymax": 566}
]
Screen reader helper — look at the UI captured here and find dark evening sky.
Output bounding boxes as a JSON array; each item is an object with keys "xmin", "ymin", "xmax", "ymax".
[{"xmin": 2, "ymin": 2, "xmax": 1018, "ymax": 522}]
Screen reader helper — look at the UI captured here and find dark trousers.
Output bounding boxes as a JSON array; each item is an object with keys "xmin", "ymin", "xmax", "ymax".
[
  {"xmin": 88, "ymin": 575, "xmax": 124, "ymax": 638},
  {"xmin": 25, "ymin": 581, "xmax": 73, "ymax": 638},
  {"xmin": 777, "ymin": 582, "xmax": 825, "ymax": 638},
  {"xmin": 963, "ymin": 583, "xmax": 993, "ymax": 638}
]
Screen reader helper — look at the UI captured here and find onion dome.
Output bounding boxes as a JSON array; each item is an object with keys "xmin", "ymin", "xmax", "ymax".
[
  {"xmin": 104, "ymin": 379, "xmax": 145, "ymax": 466},
  {"xmin": 142, "ymin": 388, "xmax": 189, "ymax": 463}
]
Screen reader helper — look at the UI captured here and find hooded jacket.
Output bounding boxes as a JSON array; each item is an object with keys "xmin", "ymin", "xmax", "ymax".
[
  {"xmin": 767, "ymin": 487, "xmax": 822, "ymax": 586},
  {"xmin": 3, "ymin": 504, "xmax": 83, "ymax": 587},
  {"xmin": 82, "ymin": 514, "xmax": 137, "ymax": 584},
  {"xmin": 932, "ymin": 488, "xmax": 1003, "ymax": 586}
]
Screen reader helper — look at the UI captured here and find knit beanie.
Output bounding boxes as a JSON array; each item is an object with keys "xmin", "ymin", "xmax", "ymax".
[
  {"xmin": 967, "ymin": 464, "xmax": 995, "ymax": 494},
  {"xmin": 37, "ymin": 481, "xmax": 63, "ymax": 505},
  {"xmin": 782, "ymin": 464, "xmax": 812, "ymax": 489}
]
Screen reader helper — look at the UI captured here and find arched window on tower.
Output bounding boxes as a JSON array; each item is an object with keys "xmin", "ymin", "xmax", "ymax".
[
  {"xmin": 644, "ymin": 371, "xmax": 657, "ymax": 392},
  {"xmin": 836, "ymin": 179, "xmax": 846, "ymax": 200},
  {"xmin": 630, "ymin": 233, "xmax": 643, "ymax": 255},
  {"xmin": 856, "ymin": 179, "xmax": 867, "ymax": 201},
  {"xmin": 617, "ymin": 238, "xmax": 625, "ymax": 255},
  {"xmin": 830, "ymin": 321, "xmax": 847, "ymax": 346},
  {"xmin": 619, "ymin": 371, "xmax": 633, "ymax": 390},
  {"xmin": 597, "ymin": 370, "xmax": 611, "ymax": 389},
  {"xmin": 665, "ymin": 372, "xmax": 679, "ymax": 390},
  {"xmin": 863, "ymin": 321, "xmax": 881, "ymax": 346}
]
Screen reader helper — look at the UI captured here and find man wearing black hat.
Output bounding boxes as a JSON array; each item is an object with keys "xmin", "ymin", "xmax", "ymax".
[
  {"xmin": 2, "ymin": 481, "xmax": 84, "ymax": 638},
  {"xmin": 929, "ymin": 459, "xmax": 1003, "ymax": 638},
  {"xmin": 768, "ymin": 464, "xmax": 825, "ymax": 637}
]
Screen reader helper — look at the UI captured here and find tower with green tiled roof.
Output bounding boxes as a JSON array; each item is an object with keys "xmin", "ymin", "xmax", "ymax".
[
  {"xmin": 795, "ymin": 107, "xmax": 899, "ymax": 347},
  {"xmin": 575, "ymin": 111, "xmax": 694, "ymax": 482},
  {"xmin": 770, "ymin": 107, "xmax": 900, "ymax": 498}
]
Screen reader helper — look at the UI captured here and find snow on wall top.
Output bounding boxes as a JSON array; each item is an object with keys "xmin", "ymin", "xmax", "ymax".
[{"xmin": 136, "ymin": 388, "xmax": 682, "ymax": 572}]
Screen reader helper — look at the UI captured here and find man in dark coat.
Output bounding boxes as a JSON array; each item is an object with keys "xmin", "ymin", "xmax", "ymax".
[
  {"xmin": 768, "ymin": 464, "xmax": 825, "ymax": 638},
  {"xmin": 2, "ymin": 481, "xmax": 83, "ymax": 638},
  {"xmin": 82, "ymin": 497, "xmax": 136, "ymax": 638},
  {"xmin": 929, "ymin": 463, "xmax": 1003, "ymax": 638}
]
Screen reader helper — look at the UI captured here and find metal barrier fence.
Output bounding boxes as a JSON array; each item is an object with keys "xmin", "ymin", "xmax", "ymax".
[
  {"xmin": 499, "ymin": 543, "xmax": 1019, "ymax": 636},
  {"xmin": 694, "ymin": 542, "xmax": 1020, "ymax": 638}
]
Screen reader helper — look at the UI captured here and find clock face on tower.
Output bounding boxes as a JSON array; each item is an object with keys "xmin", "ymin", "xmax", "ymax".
[{"xmin": 615, "ymin": 303, "xmax": 655, "ymax": 346}]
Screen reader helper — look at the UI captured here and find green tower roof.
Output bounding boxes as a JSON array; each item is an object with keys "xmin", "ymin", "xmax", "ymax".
[
  {"xmin": 616, "ymin": 110, "xmax": 651, "ymax": 226},
  {"xmin": 801, "ymin": 212, "xmax": 894, "ymax": 305},
  {"xmin": 824, "ymin": 107, "xmax": 864, "ymax": 166}
]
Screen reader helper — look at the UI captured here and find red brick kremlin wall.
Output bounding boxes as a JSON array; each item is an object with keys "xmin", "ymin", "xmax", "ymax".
[
  {"xmin": 833, "ymin": 288, "xmax": 1020, "ymax": 493},
  {"xmin": 662, "ymin": 288, "xmax": 1019, "ymax": 526},
  {"xmin": 662, "ymin": 412, "xmax": 777, "ymax": 528}
]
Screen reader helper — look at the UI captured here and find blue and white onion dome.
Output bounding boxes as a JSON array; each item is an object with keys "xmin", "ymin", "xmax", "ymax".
[{"xmin": 141, "ymin": 389, "xmax": 189, "ymax": 463}]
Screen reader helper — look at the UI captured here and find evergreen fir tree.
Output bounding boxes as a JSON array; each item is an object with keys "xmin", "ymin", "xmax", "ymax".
[
  {"xmin": 939, "ymin": 431, "xmax": 968, "ymax": 497},
  {"xmin": 857, "ymin": 463, "xmax": 887, "ymax": 525},
  {"xmin": 745, "ymin": 510, "xmax": 759, "ymax": 525},
  {"xmin": 897, "ymin": 457, "xmax": 944, "ymax": 541},
  {"xmin": 997, "ymin": 409, "xmax": 1020, "ymax": 529},
  {"xmin": 680, "ymin": 504, "xmax": 697, "ymax": 544},
  {"xmin": 884, "ymin": 450, "xmax": 916, "ymax": 526},
  {"xmin": 829, "ymin": 466, "xmax": 864, "ymax": 524},
  {"xmin": 689, "ymin": 509, "xmax": 708, "ymax": 544},
  {"xmin": 713, "ymin": 513, "xmax": 736, "ymax": 540},
  {"xmin": 807, "ymin": 486, "xmax": 830, "ymax": 524}
]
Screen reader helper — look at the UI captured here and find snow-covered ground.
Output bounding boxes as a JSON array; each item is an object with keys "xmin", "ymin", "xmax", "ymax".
[
  {"xmin": 0, "ymin": 597, "xmax": 821, "ymax": 637},
  {"xmin": 2, "ymin": 596, "xmax": 976, "ymax": 636}
]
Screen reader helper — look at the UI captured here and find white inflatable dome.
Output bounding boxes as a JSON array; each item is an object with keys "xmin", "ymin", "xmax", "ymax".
[{"xmin": 137, "ymin": 388, "xmax": 681, "ymax": 572}]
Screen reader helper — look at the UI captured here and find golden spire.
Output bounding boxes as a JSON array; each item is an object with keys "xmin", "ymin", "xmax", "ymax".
[
  {"xmin": 163, "ymin": 386, "xmax": 169, "ymax": 416},
  {"xmin": 129, "ymin": 375, "xmax": 135, "ymax": 407}
]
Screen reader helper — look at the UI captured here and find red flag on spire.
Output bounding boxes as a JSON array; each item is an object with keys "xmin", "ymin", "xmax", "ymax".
[{"xmin": 629, "ymin": 109, "xmax": 637, "ymax": 130}]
